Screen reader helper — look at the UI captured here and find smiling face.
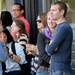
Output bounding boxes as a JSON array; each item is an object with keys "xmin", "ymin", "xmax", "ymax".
[
  {"xmin": 11, "ymin": 4, "xmax": 23, "ymax": 18},
  {"xmin": 2, "ymin": 32, "xmax": 7, "ymax": 44},
  {"xmin": 47, "ymin": 11, "xmax": 56, "ymax": 30},
  {"xmin": 11, "ymin": 21, "xmax": 20, "ymax": 40},
  {"xmin": 0, "ymin": 31, "xmax": 7, "ymax": 44}
]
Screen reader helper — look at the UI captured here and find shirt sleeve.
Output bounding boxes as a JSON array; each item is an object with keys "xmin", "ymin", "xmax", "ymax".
[
  {"xmin": 15, "ymin": 43, "xmax": 27, "ymax": 64},
  {"xmin": 37, "ymin": 33, "xmax": 50, "ymax": 63},
  {"xmin": 46, "ymin": 25, "xmax": 67, "ymax": 56},
  {"xmin": 24, "ymin": 19, "xmax": 30, "ymax": 34},
  {"xmin": 0, "ymin": 42, "xmax": 8, "ymax": 62}
]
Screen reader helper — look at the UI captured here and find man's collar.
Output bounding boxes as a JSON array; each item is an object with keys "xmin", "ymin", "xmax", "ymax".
[{"xmin": 56, "ymin": 18, "xmax": 66, "ymax": 25}]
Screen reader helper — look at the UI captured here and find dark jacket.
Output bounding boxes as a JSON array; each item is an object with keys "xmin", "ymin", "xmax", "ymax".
[{"xmin": 37, "ymin": 33, "xmax": 50, "ymax": 67}]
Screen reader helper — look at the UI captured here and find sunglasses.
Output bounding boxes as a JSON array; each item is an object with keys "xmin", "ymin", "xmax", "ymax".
[{"xmin": 36, "ymin": 20, "xmax": 41, "ymax": 23}]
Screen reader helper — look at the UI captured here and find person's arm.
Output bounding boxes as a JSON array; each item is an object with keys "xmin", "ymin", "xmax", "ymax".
[
  {"xmin": 9, "ymin": 42, "xmax": 27, "ymax": 64},
  {"xmin": 15, "ymin": 43, "xmax": 27, "ymax": 64},
  {"xmin": 46, "ymin": 25, "xmax": 67, "ymax": 56},
  {"xmin": 37, "ymin": 33, "xmax": 50, "ymax": 63},
  {"xmin": 13, "ymin": 54, "xmax": 21, "ymax": 63},
  {"xmin": 24, "ymin": 19, "xmax": 30, "ymax": 36}
]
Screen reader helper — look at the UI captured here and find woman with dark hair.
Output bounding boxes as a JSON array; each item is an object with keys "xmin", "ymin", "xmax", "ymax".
[
  {"xmin": 1, "ymin": 28, "xmax": 27, "ymax": 75},
  {"xmin": 35, "ymin": 11, "xmax": 56, "ymax": 75},
  {"xmin": 1, "ymin": 28, "xmax": 14, "ymax": 75},
  {"xmin": 1, "ymin": 11, "xmax": 13, "ymax": 31},
  {"xmin": 0, "ymin": 18, "xmax": 8, "ymax": 75},
  {"xmin": 2, "ymin": 28, "xmax": 14, "ymax": 44}
]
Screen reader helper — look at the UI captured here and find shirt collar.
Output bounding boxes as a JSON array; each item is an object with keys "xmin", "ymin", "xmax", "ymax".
[{"xmin": 56, "ymin": 19, "xmax": 66, "ymax": 25}]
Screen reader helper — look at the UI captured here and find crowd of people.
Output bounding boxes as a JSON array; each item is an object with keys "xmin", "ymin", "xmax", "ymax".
[{"xmin": 0, "ymin": 1, "xmax": 73, "ymax": 75}]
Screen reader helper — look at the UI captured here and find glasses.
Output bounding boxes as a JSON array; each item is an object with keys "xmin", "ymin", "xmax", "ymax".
[{"xmin": 36, "ymin": 20, "xmax": 41, "ymax": 23}]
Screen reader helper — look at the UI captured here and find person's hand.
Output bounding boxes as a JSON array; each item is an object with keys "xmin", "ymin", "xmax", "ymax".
[
  {"xmin": 9, "ymin": 52, "xmax": 13, "ymax": 59},
  {"xmin": 26, "ymin": 44, "xmax": 38, "ymax": 55}
]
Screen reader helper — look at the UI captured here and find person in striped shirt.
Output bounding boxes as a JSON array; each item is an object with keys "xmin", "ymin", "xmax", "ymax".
[{"xmin": 11, "ymin": 19, "xmax": 32, "ymax": 75}]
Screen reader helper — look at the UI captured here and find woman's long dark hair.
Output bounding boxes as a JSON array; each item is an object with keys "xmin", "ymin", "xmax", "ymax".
[
  {"xmin": 1, "ymin": 11, "xmax": 13, "ymax": 28},
  {"xmin": 2, "ymin": 28, "xmax": 14, "ymax": 43}
]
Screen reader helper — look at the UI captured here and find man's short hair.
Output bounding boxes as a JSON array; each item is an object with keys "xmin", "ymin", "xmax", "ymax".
[
  {"xmin": 14, "ymin": 3, "xmax": 24, "ymax": 10},
  {"xmin": 52, "ymin": 1, "xmax": 67, "ymax": 17}
]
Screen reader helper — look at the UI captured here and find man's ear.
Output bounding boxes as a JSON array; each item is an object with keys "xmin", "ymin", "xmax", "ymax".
[
  {"xmin": 21, "ymin": 10, "xmax": 24, "ymax": 14},
  {"xmin": 60, "ymin": 10, "xmax": 64, "ymax": 17}
]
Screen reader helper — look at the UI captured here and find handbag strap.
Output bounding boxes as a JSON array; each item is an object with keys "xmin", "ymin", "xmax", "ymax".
[{"xmin": 11, "ymin": 42, "xmax": 16, "ymax": 55}]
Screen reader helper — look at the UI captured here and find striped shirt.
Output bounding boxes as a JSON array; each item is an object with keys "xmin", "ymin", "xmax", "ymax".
[{"xmin": 17, "ymin": 34, "xmax": 28, "ymax": 49}]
